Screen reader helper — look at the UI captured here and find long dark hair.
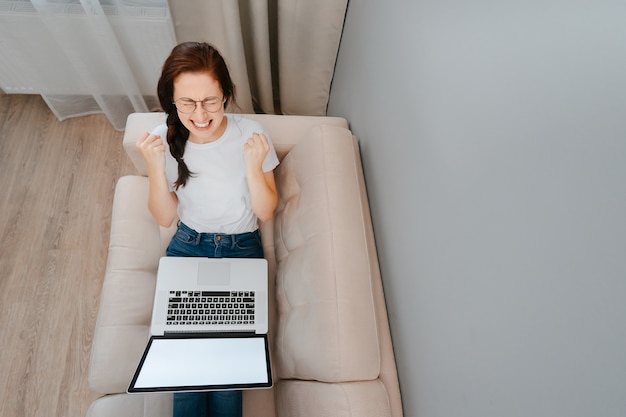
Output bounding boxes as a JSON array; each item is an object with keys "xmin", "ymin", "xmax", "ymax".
[{"xmin": 157, "ymin": 42, "xmax": 237, "ymax": 189}]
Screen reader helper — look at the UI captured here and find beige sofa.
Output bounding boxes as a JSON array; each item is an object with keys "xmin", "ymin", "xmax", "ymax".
[{"xmin": 86, "ymin": 113, "xmax": 403, "ymax": 417}]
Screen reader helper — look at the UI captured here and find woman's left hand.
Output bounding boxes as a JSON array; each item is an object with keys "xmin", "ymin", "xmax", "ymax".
[
  {"xmin": 244, "ymin": 132, "xmax": 278, "ymax": 222},
  {"xmin": 243, "ymin": 132, "xmax": 270, "ymax": 172}
]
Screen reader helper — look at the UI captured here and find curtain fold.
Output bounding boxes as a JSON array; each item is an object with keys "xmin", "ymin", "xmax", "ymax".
[
  {"xmin": 169, "ymin": 0, "xmax": 348, "ymax": 116},
  {"xmin": 277, "ymin": 0, "xmax": 349, "ymax": 116}
]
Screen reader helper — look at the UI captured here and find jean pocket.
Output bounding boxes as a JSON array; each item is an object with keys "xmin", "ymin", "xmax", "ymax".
[
  {"xmin": 172, "ymin": 227, "xmax": 197, "ymax": 245},
  {"xmin": 234, "ymin": 232, "xmax": 263, "ymax": 256}
]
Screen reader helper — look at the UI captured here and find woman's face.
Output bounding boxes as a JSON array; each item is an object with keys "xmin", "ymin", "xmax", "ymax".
[{"xmin": 173, "ymin": 71, "xmax": 227, "ymax": 144}]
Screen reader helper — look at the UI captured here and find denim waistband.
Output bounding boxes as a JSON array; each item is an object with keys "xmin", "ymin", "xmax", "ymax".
[{"xmin": 176, "ymin": 221, "xmax": 259, "ymax": 244}]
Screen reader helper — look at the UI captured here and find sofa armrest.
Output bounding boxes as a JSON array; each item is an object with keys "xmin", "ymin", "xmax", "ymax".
[{"xmin": 272, "ymin": 124, "xmax": 403, "ymax": 417}]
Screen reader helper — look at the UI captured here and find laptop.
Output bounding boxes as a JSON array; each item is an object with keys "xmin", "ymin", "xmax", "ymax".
[{"xmin": 128, "ymin": 256, "xmax": 272, "ymax": 393}]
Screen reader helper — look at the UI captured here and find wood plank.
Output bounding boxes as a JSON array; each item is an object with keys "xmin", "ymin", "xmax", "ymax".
[{"xmin": 0, "ymin": 94, "xmax": 137, "ymax": 417}]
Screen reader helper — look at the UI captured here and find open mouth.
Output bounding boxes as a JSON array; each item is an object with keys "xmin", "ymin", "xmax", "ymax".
[{"xmin": 192, "ymin": 119, "xmax": 212, "ymax": 129}]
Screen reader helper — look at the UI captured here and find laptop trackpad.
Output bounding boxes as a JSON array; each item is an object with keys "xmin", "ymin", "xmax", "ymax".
[{"xmin": 197, "ymin": 262, "xmax": 231, "ymax": 286}]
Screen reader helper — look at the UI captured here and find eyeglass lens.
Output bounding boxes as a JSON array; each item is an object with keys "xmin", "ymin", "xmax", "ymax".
[{"xmin": 175, "ymin": 98, "xmax": 223, "ymax": 113}]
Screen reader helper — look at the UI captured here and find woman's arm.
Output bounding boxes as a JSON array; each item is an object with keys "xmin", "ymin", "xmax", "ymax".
[
  {"xmin": 244, "ymin": 133, "xmax": 279, "ymax": 222},
  {"xmin": 136, "ymin": 132, "xmax": 179, "ymax": 227}
]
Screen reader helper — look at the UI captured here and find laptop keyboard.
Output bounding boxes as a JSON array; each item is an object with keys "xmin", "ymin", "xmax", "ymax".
[{"xmin": 166, "ymin": 290, "xmax": 255, "ymax": 326}]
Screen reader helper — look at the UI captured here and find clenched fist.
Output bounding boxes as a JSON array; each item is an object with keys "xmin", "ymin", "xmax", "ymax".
[
  {"xmin": 136, "ymin": 132, "xmax": 166, "ymax": 175},
  {"xmin": 243, "ymin": 132, "xmax": 270, "ymax": 173}
]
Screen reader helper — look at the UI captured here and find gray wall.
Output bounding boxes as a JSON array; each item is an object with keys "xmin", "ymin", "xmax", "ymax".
[{"xmin": 327, "ymin": 1, "xmax": 626, "ymax": 416}]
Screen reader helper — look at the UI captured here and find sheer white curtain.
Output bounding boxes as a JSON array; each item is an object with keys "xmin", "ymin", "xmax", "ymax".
[
  {"xmin": 0, "ymin": 0, "xmax": 176, "ymax": 130},
  {"xmin": 168, "ymin": 0, "xmax": 348, "ymax": 116},
  {"xmin": 0, "ymin": 0, "xmax": 346, "ymax": 129}
]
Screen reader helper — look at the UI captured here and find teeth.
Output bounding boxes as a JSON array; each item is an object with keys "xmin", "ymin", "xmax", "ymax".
[{"xmin": 195, "ymin": 121, "xmax": 209, "ymax": 128}]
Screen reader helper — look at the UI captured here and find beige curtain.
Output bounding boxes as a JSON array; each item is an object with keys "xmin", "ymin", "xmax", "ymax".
[{"xmin": 168, "ymin": 0, "xmax": 348, "ymax": 116}]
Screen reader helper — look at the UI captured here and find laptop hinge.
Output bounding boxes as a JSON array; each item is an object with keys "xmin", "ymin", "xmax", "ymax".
[{"xmin": 163, "ymin": 330, "xmax": 256, "ymax": 336}]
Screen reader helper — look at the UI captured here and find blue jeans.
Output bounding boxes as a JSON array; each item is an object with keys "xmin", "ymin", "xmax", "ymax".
[
  {"xmin": 167, "ymin": 222, "xmax": 264, "ymax": 417},
  {"xmin": 166, "ymin": 222, "xmax": 264, "ymax": 259},
  {"xmin": 173, "ymin": 391, "xmax": 241, "ymax": 417}
]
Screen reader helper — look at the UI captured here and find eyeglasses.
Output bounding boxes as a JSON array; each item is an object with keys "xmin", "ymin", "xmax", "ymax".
[{"xmin": 173, "ymin": 97, "xmax": 224, "ymax": 114}]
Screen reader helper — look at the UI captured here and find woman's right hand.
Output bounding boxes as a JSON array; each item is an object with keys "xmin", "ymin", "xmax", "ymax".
[
  {"xmin": 136, "ymin": 132, "xmax": 178, "ymax": 227},
  {"xmin": 136, "ymin": 132, "xmax": 166, "ymax": 174}
]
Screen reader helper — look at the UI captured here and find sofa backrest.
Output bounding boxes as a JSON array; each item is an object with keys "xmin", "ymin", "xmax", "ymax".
[
  {"xmin": 272, "ymin": 124, "xmax": 382, "ymax": 383},
  {"xmin": 122, "ymin": 113, "xmax": 349, "ymax": 175}
]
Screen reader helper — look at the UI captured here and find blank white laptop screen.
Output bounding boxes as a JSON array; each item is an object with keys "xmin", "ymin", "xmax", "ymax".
[{"xmin": 128, "ymin": 334, "xmax": 272, "ymax": 393}]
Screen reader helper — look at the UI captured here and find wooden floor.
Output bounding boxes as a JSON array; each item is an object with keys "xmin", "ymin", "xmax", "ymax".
[{"xmin": 0, "ymin": 94, "xmax": 137, "ymax": 417}]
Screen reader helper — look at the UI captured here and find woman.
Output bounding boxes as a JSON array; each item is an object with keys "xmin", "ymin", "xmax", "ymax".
[{"xmin": 136, "ymin": 42, "xmax": 279, "ymax": 417}]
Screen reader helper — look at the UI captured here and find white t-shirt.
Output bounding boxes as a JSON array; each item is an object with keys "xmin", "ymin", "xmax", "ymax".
[{"xmin": 152, "ymin": 114, "xmax": 279, "ymax": 234}]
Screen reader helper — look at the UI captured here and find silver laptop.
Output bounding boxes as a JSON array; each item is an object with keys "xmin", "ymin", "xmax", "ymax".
[
  {"xmin": 128, "ymin": 256, "xmax": 272, "ymax": 393},
  {"xmin": 150, "ymin": 256, "xmax": 269, "ymax": 336}
]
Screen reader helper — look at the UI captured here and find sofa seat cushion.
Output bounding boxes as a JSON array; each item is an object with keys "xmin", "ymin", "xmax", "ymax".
[
  {"xmin": 86, "ymin": 391, "xmax": 276, "ymax": 417},
  {"xmin": 88, "ymin": 324, "xmax": 151, "ymax": 394},
  {"xmin": 273, "ymin": 125, "xmax": 381, "ymax": 383},
  {"xmin": 276, "ymin": 380, "xmax": 392, "ymax": 417},
  {"xmin": 88, "ymin": 176, "xmax": 170, "ymax": 394},
  {"xmin": 87, "ymin": 393, "xmax": 172, "ymax": 417}
]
